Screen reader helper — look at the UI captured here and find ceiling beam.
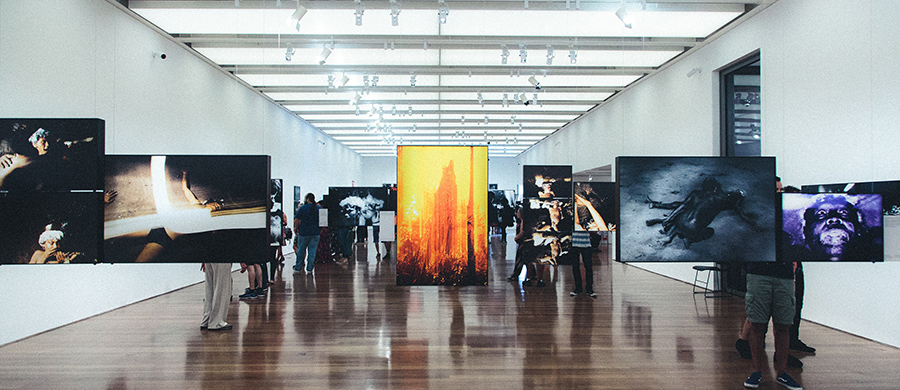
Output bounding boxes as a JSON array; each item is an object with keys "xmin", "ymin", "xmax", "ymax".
[
  {"xmin": 131, "ymin": 1, "xmax": 751, "ymax": 12},
  {"xmin": 224, "ymin": 64, "xmax": 654, "ymax": 76},
  {"xmin": 257, "ymin": 85, "xmax": 620, "ymax": 93}
]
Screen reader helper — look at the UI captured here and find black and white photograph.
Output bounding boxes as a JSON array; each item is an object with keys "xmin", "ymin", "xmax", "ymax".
[
  {"xmin": 524, "ymin": 198, "xmax": 574, "ymax": 233},
  {"xmin": 574, "ymin": 182, "xmax": 616, "ymax": 232},
  {"xmin": 103, "ymin": 155, "xmax": 270, "ymax": 263},
  {"xmin": 782, "ymin": 193, "xmax": 883, "ymax": 262},
  {"xmin": 0, "ymin": 192, "xmax": 102, "ymax": 264},
  {"xmin": 271, "ymin": 179, "xmax": 286, "ymax": 246},
  {"xmin": 0, "ymin": 118, "xmax": 104, "ymax": 192},
  {"xmin": 616, "ymin": 156, "xmax": 776, "ymax": 262},
  {"xmin": 522, "ymin": 165, "xmax": 572, "ymax": 199},
  {"xmin": 328, "ymin": 187, "xmax": 389, "ymax": 227}
]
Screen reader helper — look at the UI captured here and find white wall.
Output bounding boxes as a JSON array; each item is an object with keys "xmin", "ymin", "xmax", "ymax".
[
  {"xmin": 0, "ymin": 0, "xmax": 360, "ymax": 345},
  {"xmin": 360, "ymin": 155, "xmax": 520, "ymax": 194},
  {"xmin": 519, "ymin": 0, "xmax": 900, "ymax": 348}
]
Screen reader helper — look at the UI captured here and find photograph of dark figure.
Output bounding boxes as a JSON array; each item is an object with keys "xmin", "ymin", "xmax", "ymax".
[
  {"xmin": 524, "ymin": 198, "xmax": 574, "ymax": 233},
  {"xmin": 574, "ymin": 182, "xmax": 616, "ymax": 231},
  {"xmin": 0, "ymin": 119, "xmax": 104, "ymax": 192},
  {"xmin": 0, "ymin": 192, "xmax": 101, "ymax": 264},
  {"xmin": 523, "ymin": 165, "xmax": 572, "ymax": 199},
  {"xmin": 617, "ymin": 156, "xmax": 776, "ymax": 262},
  {"xmin": 328, "ymin": 187, "xmax": 388, "ymax": 227},
  {"xmin": 782, "ymin": 193, "xmax": 883, "ymax": 261},
  {"xmin": 103, "ymin": 155, "xmax": 269, "ymax": 263}
]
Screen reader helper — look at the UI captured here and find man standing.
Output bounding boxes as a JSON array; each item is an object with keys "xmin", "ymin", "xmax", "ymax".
[
  {"xmin": 293, "ymin": 193, "xmax": 321, "ymax": 273},
  {"xmin": 201, "ymin": 262, "xmax": 233, "ymax": 331}
]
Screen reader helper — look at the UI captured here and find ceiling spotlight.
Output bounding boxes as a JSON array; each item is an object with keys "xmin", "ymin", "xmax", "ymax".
[
  {"xmin": 390, "ymin": 0, "xmax": 400, "ymax": 26},
  {"xmin": 518, "ymin": 123, "xmax": 523, "ymax": 132},
  {"xmin": 484, "ymin": 116, "xmax": 489, "ymax": 125},
  {"xmin": 408, "ymin": 105, "xmax": 413, "ymax": 115},
  {"xmin": 284, "ymin": 43, "xmax": 295, "ymax": 61},
  {"xmin": 289, "ymin": 1, "xmax": 307, "ymax": 31},
  {"xmin": 519, "ymin": 45, "xmax": 527, "ymax": 63},
  {"xmin": 461, "ymin": 115, "xmax": 465, "ymax": 125},
  {"xmin": 372, "ymin": 74, "xmax": 379, "ymax": 87},
  {"xmin": 327, "ymin": 74, "xmax": 335, "ymax": 88},
  {"xmin": 616, "ymin": 3, "xmax": 634, "ymax": 29},
  {"xmin": 501, "ymin": 45, "xmax": 510, "ymax": 65},
  {"xmin": 438, "ymin": 0, "xmax": 449, "ymax": 24},
  {"xmin": 412, "ymin": 124, "xmax": 417, "ymax": 132},
  {"xmin": 340, "ymin": 74, "xmax": 350, "ymax": 87},
  {"xmin": 354, "ymin": 0, "xmax": 364, "ymax": 26},
  {"xmin": 477, "ymin": 92, "xmax": 484, "ymax": 106},
  {"xmin": 350, "ymin": 93, "xmax": 362, "ymax": 106},
  {"xmin": 569, "ymin": 49, "xmax": 577, "ymax": 64},
  {"xmin": 510, "ymin": 116, "xmax": 516, "ymax": 124},
  {"xmin": 502, "ymin": 93, "xmax": 509, "ymax": 107},
  {"xmin": 317, "ymin": 44, "xmax": 332, "ymax": 65},
  {"xmin": 528, "ymin": 75, "xmax": 541, "ymax": 90},
  {"xmin": 410, "ymin": 74, "xmax": 417, "ymax": 87},
  {"xmin": 546, "ymin": 45, "xmax": 554, "ymax": 65},
  {"xmin": 519, "ymin": 92, "xmax": 528, "ymax": 103}
]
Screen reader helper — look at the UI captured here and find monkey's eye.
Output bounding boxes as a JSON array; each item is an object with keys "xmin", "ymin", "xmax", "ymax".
[
  {"xmin": 815, "ymin": 210, "xmax": 829, "ymax": 220},
  {"xmin": 837, "ymin": 209, "xmax": 849, "ymax": 218}
]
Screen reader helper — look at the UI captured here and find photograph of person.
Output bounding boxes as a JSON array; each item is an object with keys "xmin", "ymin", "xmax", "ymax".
[
  {"xmin": 0, "ymin": 192, "xmax": 101, "ymax": 264},
  {"xmin": 617, "ymin": 156, "xmax": 776, "ymax": 262},
  {"xmin": 782, "ymin": 193, "xmax": 883, "ymax": 261},
  {"xmin": 0, "ymin": 119, "xmax": 103, "ymax": 192},
  {"xmin": 103, "ymin": 155, "xmax": 269, "ymax": 263},
  {"xmin": 524, "ymin": 198, "xmax": 574, "ymax": 233},
  {"xmin": 522, "ymin": 165, "xmax": 572, "ymax": 199},
  {"xmin": 574, "ymin": 182, "xmax": 616, "ymax": 232},
  {"xmin": 521, "ymin": 231, "xmax": 573, "ymax": 266}
]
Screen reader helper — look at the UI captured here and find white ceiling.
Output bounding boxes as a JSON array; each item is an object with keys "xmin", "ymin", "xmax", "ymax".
[{"xmin": 128, "ymin": 0, "xmax": 757, "ymax": 157}]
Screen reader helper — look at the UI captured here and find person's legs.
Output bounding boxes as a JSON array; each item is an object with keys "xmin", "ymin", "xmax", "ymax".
[
  {"xmin": 306, "ymin": 235, "xmax": 320, "ymax": 272},
  {"xmin": 583, "ymin": 248, "xmax": 594, "ymax": 293},
  {"xmin": 535, "ymin": 264, "xmax": 546, "ymax": 287},
  {"xmin": 773, "ymin": 323, "xmax": 790, "ymax": 373},
  {"xmin": 208, "ymin": 262, "xmax": 232, "ymax": 328},
  {"xmin": 295, "ymin": 235, "xmax": 312, "ymax": 271},
  {"xmin": 571, "ymin": 251, "xmax": 583, "ymax": 294},
  {"xmin": 749, "ymin": 322, "xmax": 769, "ymax": 373}
]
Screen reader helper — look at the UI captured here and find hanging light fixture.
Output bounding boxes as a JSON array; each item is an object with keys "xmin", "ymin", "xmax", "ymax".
[
  {"xmin": 390, "ymin": 0, "xmax": 401, "ymax": 26},
  {"xmin": 284, "ymin": 43, "xmax": 295, "ymax": 61},
  {"xmin": 519, "ymin": 45, "xmax": 527, "ymax": 63},
  {"xmin": 501, "ymin": 45, "xmax": 510, "ymax": 65},
  {"xmin": 354, "ymin": 0, "xmax": 364, "ymax": 26},
  {"xmin": 289, "ymin": 1, "xmax": 307, "ymax": 31},
  {"xmin": 616, "ymin": 1, "xmax": 634, "ymax": 29},
  {"xmin": 438, "ymin": 0, "xmax": 449, "ymax": 24},
  {"xmin": 546, "ymin": 45, "xmax": 554, "ymax": 65},
  {"xmin": 317, "ymin": 44, "xmax": 332, "ymax": 65}
]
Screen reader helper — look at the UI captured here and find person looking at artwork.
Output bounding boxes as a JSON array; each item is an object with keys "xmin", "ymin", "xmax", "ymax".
[
  {"xmin": 293, "ymin": 193, "xmax": 321, "ymax": 273},
  {"xmin": 238, "ymin": 261, "xmax": 265, "ymax": 299},
  {"xmin": 571, "ymin": 208, "xmax": 596, "ymax": 298},
  {"xmin": 507, "ymin": 206, "xmax": 528, "ymax": 281},
  {"xmin": 200, "ymin": 262, "xmax": 233, "ymax": 331},
  {"xmin": 29, "ymin": 224, "xmax": 82, "ymax": 264},
  {"xmin": 741, "ymin": 176, "xmax": 802, "ymax": 390}
]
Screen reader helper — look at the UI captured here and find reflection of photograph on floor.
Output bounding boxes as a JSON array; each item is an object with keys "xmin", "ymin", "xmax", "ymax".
[
  {"xmin": 103, "ymin": 155, "xmax": 269, "ymax": 263},
  {"xmin": 397, "ymin": 146, "xmax": 488, "ymax": 286},
  {"xmin": 522, "ymin": 165, "xmax": 572, "ymax": 199},
  {"xmin": 0, "ymin": 119, "xmax": 103, "ymax": 192},
  {"xmin": 0, "ymin": 192, "xmax": 101, "ymax": 264},
  {"xmin": 617, "ymin": 156, "xmax": 776, "ymax": 262}
]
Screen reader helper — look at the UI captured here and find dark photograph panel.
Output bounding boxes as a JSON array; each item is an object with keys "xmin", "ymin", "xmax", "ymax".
[
  {"xmin": 488, "ymin": 189, "xmax": 516, "ymax": 229},
  {"xmin": 523, "ymin": 165, "xmax": 573, "ymax": 199},
  {"xmin": 524, "ymin": 198, "xmax": 574, "ymax": 233},
  {"xmin": 521, "ymin": 231, "xmax": 574, "ymax": 266},
  {"xmin": 0, "ymin": 192, "xmax": 101, "ymax": 264},
  {"xmin": 328, "ymin": 187, "xmax": 389, "ymax": 227},
  {"xmin": 0, "ymin": 118, "xmax": 104, "ymax": 192},
  {"xmin": 803, "ymin": 180, "xmax": 900, "ymax": 216},
  {"xmin": 617, "ymin": 156, "xmax": 777, "ymax": 262},
  {"xmin": 103, "ymin": 155, "xmax": 269, "ymax": 263},
  {"xmin": 783, "ymin": 193, "xmax": 883, "ymax": 262},
  {"xmin": 574, "ymin": 182, "xmax": 616, "ymax": 231},
  {"xmin": 270, "ymin": 179, "xmax": 285, "ymax": 246}
]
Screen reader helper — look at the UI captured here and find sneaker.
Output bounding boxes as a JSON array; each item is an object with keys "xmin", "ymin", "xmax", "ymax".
[
  {"xmin": 255, "ymin": 287, "xmax": 266, "ymax": 296},
  {"xmin": 743, "ymin": 371, "xmax": 762, "ymax": 389},
  {"xmin": 776, "ymin": 373, "xmax": 802, "ymax": 390},
  {"xmin": 536, "ymin": 280, "xmax": 546, "ymax": 288},
  {"xmin": 774, "ymin": 354, "xmax": 803, "ymax": 368},
  {"xmin": 238, "ymin": 291, "xmax": 257, "ymax": 299},
  {"xmin": 587, "ymin": 290, "xmax": 597, "ymax": 298},
  {"xmin": 522, "ymin": 279, "xmax": 533, "ymax": 287},
  {"xmin": 735, "ymin": 338, "xmax": 752, "ymax": 359},
  {"xmin": 570, "ymin": 290, "xmax": 582, "ymax": 296},
  {"xmin": 790, "ymin": 340, "xmax": 816, "ymax": 354}
]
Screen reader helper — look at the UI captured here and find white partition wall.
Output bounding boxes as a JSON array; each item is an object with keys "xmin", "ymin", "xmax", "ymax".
[
  {"xmin": 518, "ymin": 0, "xmax": 900, "ymax": 348},
  {"xmin": 0, "ymin": 0, "xmax": 360, "ymax": 345}
]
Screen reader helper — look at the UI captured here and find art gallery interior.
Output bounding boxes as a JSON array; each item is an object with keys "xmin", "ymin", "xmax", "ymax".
[{"xmin": 1, "ymin": 0, "xmax": 900, "ymax": 388}]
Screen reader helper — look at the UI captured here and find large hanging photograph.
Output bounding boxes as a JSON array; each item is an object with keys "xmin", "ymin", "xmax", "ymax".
[
  {"xmin": 574, "ymin": 182, "xmax": 616, "ymax": 231},
  {"xmin": 396, "ymin": 146, "xmax": 488, "ymax": 286},
  {"xmin": 0, "ymin": 118, "xmax": 104, "ymax": 192},
  {"xmin": 782, "ymin": 193, "xmax": 883, "ymax": 261},
  {"xmin": 103, "ymin": 155, "xmax": 270, "ymax": 263},
  {"xmin": 0, "ymin": 192, "xmax": 102, "ymax": 264},
  {"xmin": 616, "ymin": 156, "xmax": 777, "ymax": 262},
  {"xmin": 327, "ymin": 187, "xmax": 389, "ymax": 227},
  {"xmin": 522, "ymin": 165, "xmax": 573, "ymax": 199}
]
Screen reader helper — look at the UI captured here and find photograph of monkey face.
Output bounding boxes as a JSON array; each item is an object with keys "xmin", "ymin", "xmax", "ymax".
[
  {"xmin": 328, "ymin": 187, "xmax": 388, "ymax": 227},
  {"xmin": 574, "ymin": 182, "xmax": 616, "ymax": 232},
  {"xmin": 523, "ymin": 165, "xmax": 572, "ymax": 199},
  {"xmin": 617, "ymin": 156, "xmax": 777, "ymax": 262},
  {"xmin": 524, "ymin": 198, "xmax": 574, "ymax": 233},
  {"xmin": 0, "ymin": 118, "xmax": 104, "ymax": 192},
  {"xmin": 0, "ymin": 192, "xmax": 101, "ymax": 264},
  {"xmin": 782, "ymin": 193, "xmax": 883, "ymax": 262}
]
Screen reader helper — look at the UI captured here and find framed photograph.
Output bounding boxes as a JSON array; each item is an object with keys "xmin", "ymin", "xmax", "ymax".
[
  {"xmin": 0, "ymin": 118, "xmax": 104, "ymax": 192},
  {"xmin": 782, "ymin": 193, "xmax": 883, "ymax": 261},
  {"xmin": 328, "ymin": 187, "xmax": 389, "ymax": 227},
  {"xmin": 0, "ymin": 192, "xmax": 102, "ymax": 264},
  {"xmin": 522, "ymin": 165, "xmax": 572, "ymax": 199},
  {"xmin": 103, "ymin": 155, "xmax": 270, "ymax": 263},
  {"xmin": 616, "ymin": 156, "xmax": 777, "ymax": 262}
]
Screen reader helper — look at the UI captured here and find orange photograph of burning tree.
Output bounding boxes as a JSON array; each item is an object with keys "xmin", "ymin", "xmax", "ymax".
[{"xmin": 396, "ymin": 146, "xmax": 488, "ymax": 286}]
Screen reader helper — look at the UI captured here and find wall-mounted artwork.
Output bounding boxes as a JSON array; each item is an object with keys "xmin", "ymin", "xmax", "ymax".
[
  {"xmin": 783, "ymin": 193, "xmax": 883, "ymax": 261},
  {"xmin": 396, "ymin": 146, "xmax": 488, "ymax": 286},
  {"xmin": 328, "ymin": 187, "xmax": 389, "ymax": 226},
  {"xmin": 523, "ymin": 165, "xmax": 573, "ymax": 199},
  {"xmin": 103, "ymin": 155, "xmax": 269, "ymax": 263},
  {"xmin": 0, "ymin": 192, "xmax": 102, "ymax": 264},
  {"xmin": 574, "ymin": 182, "xmax": 616, "ymax": 231},
  {"xmin": 616, "ymin": 156, "xmax": 776, "ymax": 262},
  {"xmin": 0, "ymin": 118, "xmax": 104, "ymax": 192}
]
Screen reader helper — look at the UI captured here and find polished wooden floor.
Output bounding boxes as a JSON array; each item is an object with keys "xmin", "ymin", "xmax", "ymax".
[{"xmin": 1, "ymin": 236, "xmax": 899, "ymax": 389}]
